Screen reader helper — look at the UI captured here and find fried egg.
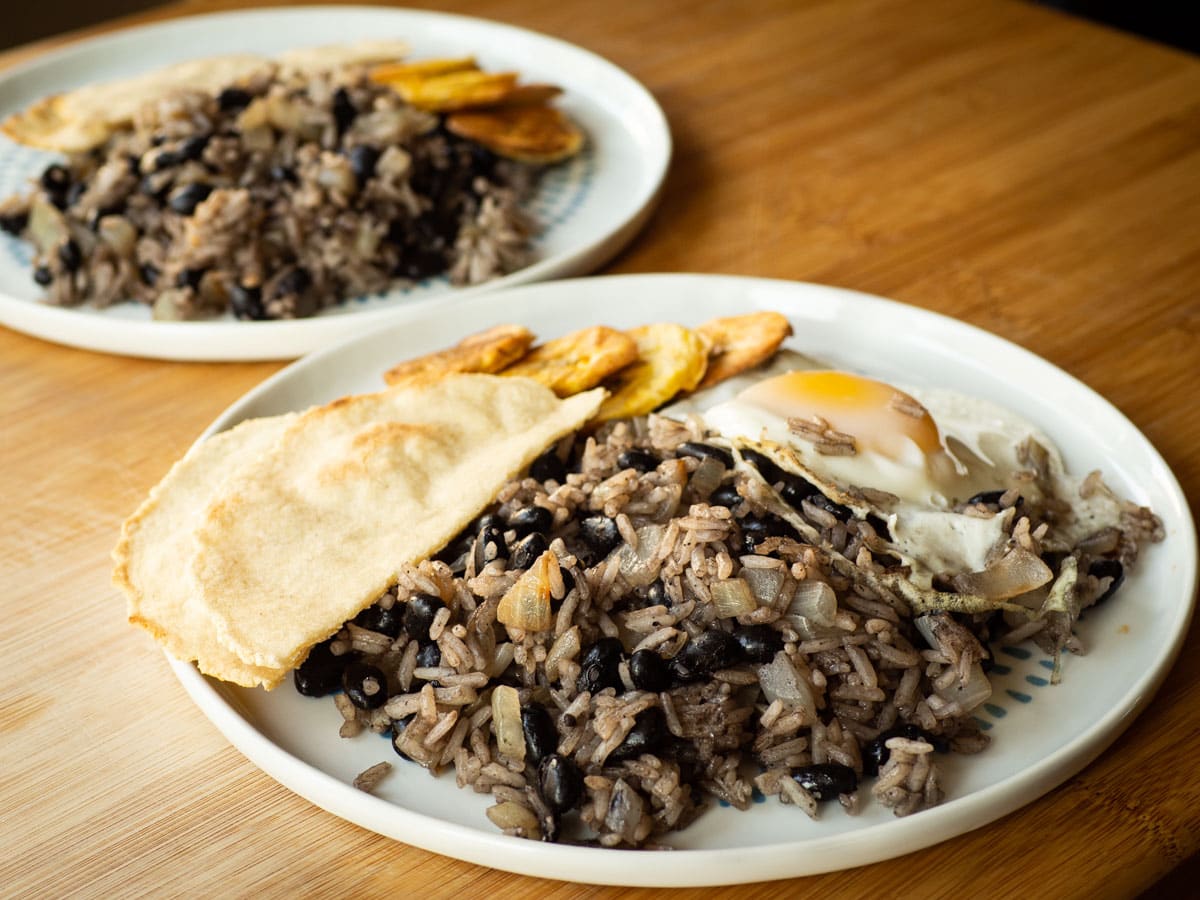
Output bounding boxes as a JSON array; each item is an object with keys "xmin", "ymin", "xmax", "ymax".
[{"xmin": 692, "ymin": 366, "xmax": 1108, "ymax": 584}]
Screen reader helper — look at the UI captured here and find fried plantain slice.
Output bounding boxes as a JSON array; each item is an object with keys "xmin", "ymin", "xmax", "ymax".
[
  {"xmin": 501, "ymin": 325, "xmax": 638, "ymax": 397},
  {"xmin": 390, "ymin": 70, "xmax": 519, "ymax": 112},
  {"xmin": 484, "ymin": 83, "xmax": 563, "ymax": 108},
  {"xmin": 383, "ymin": 324, "xmax": 536, "ymax": 387},
  {"xmin": 445, "ymin": 105, "xmax": 583, "ymax": 163},
  {"xmin": 695, "ymin": 311, "xmax": 794, "ymax": 389},
  {"xmin": 594, "ymin": 323, "xmax": 710, "ymax": 421},
  {"xmin": 369, "ymin": 57, "xmax": 479, "ymax": 85}
]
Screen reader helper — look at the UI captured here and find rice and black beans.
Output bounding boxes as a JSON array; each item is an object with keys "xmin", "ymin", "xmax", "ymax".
[
  {"xmin": 295, "ymin": 413, "xmax": 1158, "ymax": 847},
  {"xmin": 0, "ymin": 68, "xmax": 535, "ymax": 320}
]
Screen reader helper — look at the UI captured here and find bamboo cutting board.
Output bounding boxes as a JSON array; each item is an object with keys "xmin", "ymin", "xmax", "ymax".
[{"xmin": 2, "ymin": 1, "xmax": 1199, "ymax": 897}]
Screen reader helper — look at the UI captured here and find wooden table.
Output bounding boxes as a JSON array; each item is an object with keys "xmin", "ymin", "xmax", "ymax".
[{"xmin": 3, "ymin": 1, "xmax": 1198, "ymax": 896}]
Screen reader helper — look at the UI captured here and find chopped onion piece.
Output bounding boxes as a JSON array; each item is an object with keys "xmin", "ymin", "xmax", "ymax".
[
  {"xmin": 491, "ymin": 685, "xmax": 525, "ymax": 762},
  {"xmin": 486, "ymin": 800, "xmax": 540, "ymax": 836},
  {"xmin": 616, "ymin": 524, "xmax": 665, "ymax": 587},
  {"xmin": 936, "ymin": 661, "xmax": 993, "ymax": 712},
  {"xmin": 787, "ymin": 581, "xmax": 837, "ymax": 626},
  {"xmin": 950, "ymin": 547, "xmax": 1053, "ymax": 600},
  {"xmin": 497, "ymin": 550, "xmax": 555, "ymax": 632},
  {"xmin": 742, "ymin": 566, "xmax": 785, "ymax": 606},
  {"xmin": 757, "ymin": 651, "xmax": 817, "ymax": 722},
  {"xmin": 712, "ymin": 577, "xmax": 757, "ymax": 618},
  {"xmin": 689, "ymin": 457, "xmax": 725, "ymax": 498}
]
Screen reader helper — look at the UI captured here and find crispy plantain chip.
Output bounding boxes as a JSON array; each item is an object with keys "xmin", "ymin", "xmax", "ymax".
[
  {"xmin": 501, "ymin": 325, "xmax": 637, "ymax": 397},
  {"xmin": 369, "ymin": 56, "xmax": 479, "ymax": 84},
  {"xmin": 594, "ymin": 323, "xmax": 710, "ymax": 421},
  {"xmin": 695, "ymin": 311, "xmax": 794, "ymax": 389},
  {"xmin": 445, "ymin": 105, "xmax": 583, "ymax": 163},
  {"xmin": 383, "ymin": 324, "xmax": 536, "ymax": 387},
  {"xmin": 390, "ymin": 70, "xmax": 519, "ymax": 112}
]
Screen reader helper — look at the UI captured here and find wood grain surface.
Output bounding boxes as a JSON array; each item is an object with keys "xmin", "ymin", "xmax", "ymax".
[{"xmin": 2, "ymin": 1, "xmax": 1198, "ymax": 897}]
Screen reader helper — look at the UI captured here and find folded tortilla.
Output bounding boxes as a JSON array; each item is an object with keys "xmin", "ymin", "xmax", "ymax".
[
  {"xmin": 190, "ymin": 375, "xmax": 604, "ymax": 672},
  {"xmin": 2, "ymin": 39, "xmax": 411, "ymax": 152},
  {"xmin": 113, "ymin": 414, "xmax": 296, "ymax": 689}
]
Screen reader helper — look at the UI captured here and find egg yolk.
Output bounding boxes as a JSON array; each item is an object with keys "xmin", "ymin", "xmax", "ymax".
[{"xmin": 737, "ymin": 370, "xmax": 943, "ymax": 463}]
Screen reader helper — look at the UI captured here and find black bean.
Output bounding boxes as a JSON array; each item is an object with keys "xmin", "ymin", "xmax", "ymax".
[
  {"xmin": 778, "ymin": 473, "xmax": 820, "ymax": 508},
  {"xmin": 343, "ymin": 661, "xmax": 389, "ymax": 709},
  {"xmin": 1089, "ymin": 558, "xmax": 1125, "ymax": 605},
  {"xmin": 709, "ymin": 483, "xmax": 743, "ymax": 510},
  {"xmin": 646, "ymin": 580, "xmax": 667, "ymax": 606},
  {"xmin": 153, "ymin": 149, "xmax": 183, "ymax": 171},
  {"xmin": 676, "ymin": 441, "xmax": 733, "ymax": 469},
  {"xmin": 579, "ymin": 515, "xmax": 621, "ymax": 562},
  {"xmin": 332, "ymin": 87, "xmax": 357, "ymax": 134},
  {"xmin": 793, "ymin": 764, "xmax": 858, "ymax": 801},
  {"xmin": 179, "ymin": 135, "xmax": 209, "ymax": 161},
  {"xmin": 402, "ymin": 594, "xmax": 444, "ymax": 642},
  {"xmin": 558, "ymin": 569, "xmax": 576, "ymax": 597},
  {"xmin": 32, "ymin": 265, "xmax": 52, "ymax": 286},
  {"xmin": 88, "ymin": 204, "xmax": 124, "ymax": 229},
  {"xmin": 509, "ymin": 505, "xmax": 553, "ymax": 539},
  {"xmin": 966, "ymin": 490, "xmax": 1005, "ymax": 506},
  {"xmin": 538, "ymin": 754, "xmax": 583, "ymax": 814},
  {"xmin": 415, "ymin": 640, "xmax": 442, "ymax": 669},
  {"xmin": 392, "ymin": 244, "xmax": 448, "ymax": 281},
  {"xmin": 270, "ymin": 164, "xmax": 297, "ymax": 184},
  {"xmin": 866, "ymin": 513, "xmax": 892, "ymax": 541},
  {"xmin": 521, "ymin": 705, "xmax": 559, "ymax": 766},
  {"xmin": 348, "ymin": 144, "xmax": 381, "ymax": 185},
  {"xmin": 628, "ymin": 648, "xmax": 671, "ymax": 692},
  {"xmin": 576, "ymin": 637, "xmax": 625, "ymax": 694},
  {"xmin": 217, "ymin": 87, "xmax": 253, "ymax": 111},
  {"xmin": 273, "ymin": 266, "xmax": 311, "ymax": 298},
  {"xmin": 229, "ymin": 282, "xmax": 266, "ymax": 320},
  {"xmin": 168, "ymin": 182, "xmax": 213, "ymax": 216},
  {"xmin": 391, "ymin": 720, "xmax": 413, "ymax": 760},
  {"xmin": 0, "ymin": 211, "xmax": 28, "ymax": 235},
  {"xmin": 732, "ymin": 624, "xmax": 784, "ymax": 663},
  {"xmin": 40, "ymin": 164, "xmax": 71, "ymax": 203},
  {"xmin": 608, "ymin": 706, "xmax": 669, "ymax": 762},
  {"xmin": 57, "ymin": 239, "xmax": 82, "ymax": 273},
  {"xmin": 740, "ymin": 447, "xmax": 783, "ymax": 482},
  {"xmin": 665, "ymin": 736, "xmax": 704, "ymax": 785},
  {"xmin": 669, "ymin": 629, "xmax": 745, "ymax": 684},
  {"xmin": 617, "ymin": 448, "xmax": 658, "ymax": 473},
  {"xmin": 738, "ymin": 514, "xmax": 791, "ymax": 553},
  {"xmin": 175, "ymin": 267, "xmax": 205, "ymax": 290},
  {"xmin": 510, "ymin": 532, "xmax": 549, "ymax": 571},
  {"xmin": 529, "ymin": 446, "xmax": 567, "ymax": 483},
  {"xmin": 293, "ymin": 639, "xmax": 353, "ymax": 697},
  {"xmin": 354, "ymin": 603, "xmax": 403, "ymax": 638},
  {"xmin": 473, "ymin": 523, "xmax": 508, "ymax": 572}
]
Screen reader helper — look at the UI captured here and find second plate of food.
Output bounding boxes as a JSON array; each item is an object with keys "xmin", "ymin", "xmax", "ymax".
[
  {"xmin": 0, "ymin": 6, "xmax": 669, "ymax": 359},
  {"xmin": 165, "ymin": 274, "xmax": 1195, "ymax": 886}
]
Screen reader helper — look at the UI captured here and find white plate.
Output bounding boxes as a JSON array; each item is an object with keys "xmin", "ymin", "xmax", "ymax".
[
  {"xmin": 170, "ymin": 275, "xmax": 1197, "ymax": 886},
  {"xmin": 0, "ymin": 7, "xmax": 669, "ymax": 360}
]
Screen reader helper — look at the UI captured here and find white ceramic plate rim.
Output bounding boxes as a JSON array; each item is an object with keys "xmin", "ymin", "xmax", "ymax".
[
  {"xmin": 167, "ymin": 274, "xmax": 1197, "ymax": 886},
  {"xmin": 0, "ymin": 6, "xmax": 670, "ymax": 361}
]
